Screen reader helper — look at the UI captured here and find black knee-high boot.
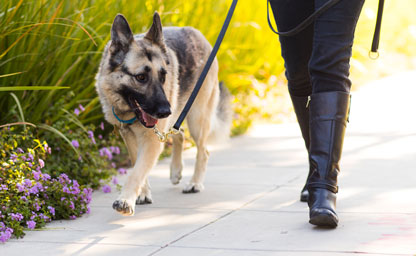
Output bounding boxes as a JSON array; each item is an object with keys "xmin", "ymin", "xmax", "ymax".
[
  {"xmin": 289, "ymin": 94, "xmax": 313, "ymax": 202},
  {"xmin": 307, "ymin": 91, "xmax": 350, "ymax": 228}
]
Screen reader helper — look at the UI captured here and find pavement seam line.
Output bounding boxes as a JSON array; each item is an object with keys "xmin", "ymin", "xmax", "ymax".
[
  {"xmin": 175, "ymin": 245, "xmax": 415, "ymax": 255},
  {"xmin": 167, "ymin": 245, "xmax": 413, "ymax": 256},
  {"xmin": 146, "ymin": 184, "xmax": 286, "ymax": 256}
]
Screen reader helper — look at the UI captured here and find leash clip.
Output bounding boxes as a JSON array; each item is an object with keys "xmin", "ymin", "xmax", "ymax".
[{"xmin": 153, "ymin": 126, "xmax": 181, "ymax": 142}]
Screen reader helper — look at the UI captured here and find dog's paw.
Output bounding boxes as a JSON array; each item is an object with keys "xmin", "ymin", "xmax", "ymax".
[
  {"xmin": 170, "ymin": 162, "xmax": 183, "ymax": 185},
  {"xmin": 182, "ymin": 182, "xmax": 204, "ymax": 194},
  {"xmin": 170, "ymin": 171, "xmax": 182, "ymax": 185},
  {"xmin": 136, "ymin": 190, "xmax": 153, "ymax": 205},
  {"xmin": 112, "ymin": 199, "xmax": 135, "ymax": 216}
]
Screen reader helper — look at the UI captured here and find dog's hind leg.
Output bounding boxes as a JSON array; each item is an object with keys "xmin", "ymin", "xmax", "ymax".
[
  {"xmin": 170, "ymin": 130, "xmax": 185, "ymax": 185},
  {"xmin": 113, "ymin": 131, "xmax": 163, "ymax": 216},
  {"xmin": 183, "ymin": 106, "xmax": 213, "ymax": 193}
]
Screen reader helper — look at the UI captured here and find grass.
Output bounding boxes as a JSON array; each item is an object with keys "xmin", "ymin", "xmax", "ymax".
[{"xmin": 1, "ymin": 0, "xmax": 415, "ymax": 133}]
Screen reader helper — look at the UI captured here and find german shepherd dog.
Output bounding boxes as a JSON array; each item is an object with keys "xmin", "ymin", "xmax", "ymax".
[{"xmin": 95, "ymin": 13, "xmax": 232, "ymax": 216}]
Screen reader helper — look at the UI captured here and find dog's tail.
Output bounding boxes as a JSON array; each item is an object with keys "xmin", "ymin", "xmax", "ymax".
[{"xmin": 208, "ymin": 81, "xmax": 233, "ymax": 144}]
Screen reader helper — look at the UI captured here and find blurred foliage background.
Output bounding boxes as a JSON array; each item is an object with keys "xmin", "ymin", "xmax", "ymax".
[{"xmin": 1, "ymin": 0, "xmax": 416, "ymax": 134}]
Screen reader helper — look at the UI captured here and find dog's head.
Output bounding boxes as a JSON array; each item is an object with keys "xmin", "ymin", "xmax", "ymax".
[{"xmin": 98, "ymin": 12, "xmax": 172, "ymax": 128}]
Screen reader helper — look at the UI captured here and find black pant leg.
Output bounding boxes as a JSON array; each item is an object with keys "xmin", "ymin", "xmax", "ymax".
[
  {"xmin": 310, "ymin": 0, "xmax": 365, "ymax": 94},
  {"xmin": 269, "ymin": 0, "xmax": 314, "ymax": 97}
]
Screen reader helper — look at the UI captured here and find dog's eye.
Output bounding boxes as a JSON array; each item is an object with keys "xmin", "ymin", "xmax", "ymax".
[
  {"xmin": 135, "ymin": 74, "xmax": 147, "ymax": 83},
  {"xmin": 160, "ymin": 69, "xmax": 166, "ymax": 83}
]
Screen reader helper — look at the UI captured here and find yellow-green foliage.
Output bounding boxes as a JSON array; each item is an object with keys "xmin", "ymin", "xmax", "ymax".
[
  {"xmin": 352, "ymin": 0, "xmax": 416, "ymax": 85},
  {"xmin": 1, "ymin": 0, "xmax": 415, "ymax": 134}
]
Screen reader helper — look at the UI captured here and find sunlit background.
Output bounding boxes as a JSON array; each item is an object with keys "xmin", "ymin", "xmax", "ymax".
[{"xmin": 1, "ymin": 0, "xmax": 415, "ymax": 133}]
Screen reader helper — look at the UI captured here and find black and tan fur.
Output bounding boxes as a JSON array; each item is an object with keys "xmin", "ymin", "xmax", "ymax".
[{"xmin": 95, "ymin": 13, "xmax": 232, "ymax": 216}]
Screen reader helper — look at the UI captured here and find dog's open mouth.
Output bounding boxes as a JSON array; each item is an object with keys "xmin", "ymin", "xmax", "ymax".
[{"xmin": 128, "ymin": 96, "xmax": 158, "ymax": 128}]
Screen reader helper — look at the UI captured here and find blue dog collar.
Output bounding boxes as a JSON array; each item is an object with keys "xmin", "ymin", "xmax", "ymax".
[{"xmin": 112, "ymin": 106, "xmax": 137, "ymax": 124}]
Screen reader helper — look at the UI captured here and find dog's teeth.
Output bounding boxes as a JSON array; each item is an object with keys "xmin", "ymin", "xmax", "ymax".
[{"xmin": 134, "ymin": 100, "xmax": 140, "ymax": 109}]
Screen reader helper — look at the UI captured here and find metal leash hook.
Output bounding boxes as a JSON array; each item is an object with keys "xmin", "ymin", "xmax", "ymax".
[{"xmin": 153, "ymin": 126, "xmax": 181, "ymax": 142}]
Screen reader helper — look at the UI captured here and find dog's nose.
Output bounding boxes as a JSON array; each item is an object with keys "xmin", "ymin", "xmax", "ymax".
[{"xmin": 156, "ymin": 106, "xmax": 171, "ymax": 119}]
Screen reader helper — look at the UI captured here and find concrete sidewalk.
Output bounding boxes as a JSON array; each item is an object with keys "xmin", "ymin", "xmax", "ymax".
[{"xmin": 3, "ymin": 71, "xmax": 416, "ymax": 255}]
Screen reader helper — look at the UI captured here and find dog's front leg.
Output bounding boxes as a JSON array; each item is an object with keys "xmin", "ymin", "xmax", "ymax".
[{"xmin": 113, "ymin": 134, "xmax": 163, "ymax": 216}]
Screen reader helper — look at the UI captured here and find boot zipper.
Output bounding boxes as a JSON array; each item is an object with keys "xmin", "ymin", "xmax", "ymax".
[{"xmin": 306, "ymin": 96, "xmax": 311, "ymax": 108}]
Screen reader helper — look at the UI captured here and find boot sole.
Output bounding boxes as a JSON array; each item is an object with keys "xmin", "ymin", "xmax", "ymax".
[{"xmin": 309, "ymin": 213, "xmax": 338, "ymax": 228}]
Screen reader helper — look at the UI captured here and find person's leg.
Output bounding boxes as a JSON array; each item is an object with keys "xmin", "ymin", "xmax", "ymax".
[
  {"xmin": 269, "ymin": 0, "xmax": 314, "ymax": 97},
  {"xmin": 269, "ymin": 0, "xmax": 315, "ymax": 202},
  {"xmin": 307, "ymin": 0, "xmax": 365, "ymax": 227}
]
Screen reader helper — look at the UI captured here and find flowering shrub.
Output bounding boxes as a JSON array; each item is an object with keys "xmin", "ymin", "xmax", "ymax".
[
  {"xmin": 0, "ymin": 127, "xmax": 93, "ymax": 242},
  {"xmin": 42, "ymin": 119, "xmax": 122, "ymax": 189}
]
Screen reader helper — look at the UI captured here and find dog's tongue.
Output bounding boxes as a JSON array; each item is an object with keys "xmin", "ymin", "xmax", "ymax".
[{"xmin": 140, "ymin": 109, "xmax": 158, "ymax": 127}]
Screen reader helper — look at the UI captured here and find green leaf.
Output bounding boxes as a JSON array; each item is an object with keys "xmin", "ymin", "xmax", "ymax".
[
  {"xmin": 10, "ymin": 93, "xmax": 25, "ymax": 128},
  {"xmin": 37, "ymin": 124, "xmax": 81, "ymax": 158},
  {"xmin": 0, "ymin": 86, "xmax": 69, "ymax": 91}
]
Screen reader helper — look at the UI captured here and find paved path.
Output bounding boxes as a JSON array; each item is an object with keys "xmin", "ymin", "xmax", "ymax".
[{"xmin": 3, "ymin": 71, "xmax": 416, "ymax": 255}]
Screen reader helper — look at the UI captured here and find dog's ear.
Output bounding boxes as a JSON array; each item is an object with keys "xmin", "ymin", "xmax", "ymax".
[
  {"xmin": 144, "ymin": 12, "xmax": 166, "ymax": 50},
  {"xmin": 109, "ymin": 14, "xmax": 133, "ymax": 69},
  {"xmin": 110, "ymin": 14, "xmax": 133, "ymax": 53}
]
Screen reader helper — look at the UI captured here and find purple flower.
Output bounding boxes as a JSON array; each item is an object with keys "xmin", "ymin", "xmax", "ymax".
[
  {"xmin": 42, "ymin": 173, "xmax": 51, "ymax": 181},
  {"xmin": 29, "ymin": 186, "xmax": 39, "ymax": 194},
  {"xmin": 63, "ymin": 186, "xmax": 70, "ymax": 193},
  {"xmin": 26, "ymin": 221, "xmax": 36, "ymax": 229},
  {"xmin": 10, "ymin": 213, "xmax": 23, "ymax": 221},
  {"xmin": 102, "ymin": 185, "xmax": 111, "ymax": 193},
  {"xmin": 17, "ymin": 148, "xmax": 24, "ymax": 153},
  {"xmin": 48, "ymin": 147, "xmax": 52, "ymax": 154},
  {"xmin": 71, "ymin": 140, "xmax": 79, "ymax": 148},
  {"xmin": 118, "ymin": 168, "xmax": 127, "ymax": 175},
  {"xmin": 61, "ymin": 197, "xmax": 66, "ymax": 201},
  {"xmin": 98, "ymin": 134, "xmax": 103, "ymax": 139},
  {"xmin": 10, "ymin": 154, "xmax": 17, "ymax": 161},
  {"xmin": 82, "ymin": 188, "xmax": 93, "ymax": 203},
  {"xmin": 27, "ymin": 153, "xmax": 34, "ymax": 162},
  {"xmin": 24, "ymin": 179, "xmax": 32, "ymax": 187},
  {"xmin": 111, "ymin": 176, "xmax": 118, "ymax": 185},
  {"xmin": 0, "ymin": 222, "xmax": 5, "ymax": 230},
  {"xmin": 69, "ymin": 215, "xmax": 76, "ymax": 220},
  {"xmin": 0, "ymin": 185, "xmax": 7, "ymax": 191},
  {"xmin": 39, "ymin": 159, "xmax": 45, "ymax": 168},
  {"xmin": 32, "ymin": 170, "xmax": 41, "ymax": 180},
  {"xmin": 48, "ymin": 206, "xmax": 55, "ymax": 216},
  {"xmin": 100, "ymin": 122, "xmax": 105, "ymax": 130},
  {"xmin": 28, "ymin": 162, "xmax": 33, "ymax": 167},
  {"xmin": 0, "ymin": 229, "xmax": 12, "ymax": 243},
  {"xmin": 72, "ymin": 186, "xmax": 80, "ymax": 195},
  {"xmin": 79, "ymin": 104, "xmax": 85, "ymax": 112},
  {"xmin": 59, "ymin": 173, "xmax": 69, "ymax": 184},
  {"xmin": 34, "ymin": 202, "xmax": 41, "ymax": 211},
  {"xmin": 74, "ymin": 108, "xmax": 80, "ymax": 115},
  {"xmin": 110, "ymin": 146, "xmax": 120, "ymax": 155},
  {"xmin": 87, "ymin": 130, "xmax": 94, "ymax": 138},
  {"xmin": 17, "ymin": 183, "xmax": 25, "ymax": 192},
  {"xmin": 99, "ymin": 147, "xmax": 113, "ymax": 160},
  {"xmin": 86, "ymin": 206, "xmax": 91, "ymax": 214},
  {"xmin": 111, "ymin": 162, "xmax": 116, "ymax": 168},
  {"xmin": 20, "ymin": 196, "xmax": 27, "ymax": 201}
]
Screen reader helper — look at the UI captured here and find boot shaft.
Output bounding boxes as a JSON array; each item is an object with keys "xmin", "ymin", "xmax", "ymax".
[
  {"xmin": 290, "ymin": 94, "xmax": 310, "ymax": 150},
  {"xmin": 308, "ymin": 91, "xmax": 350, "ymax": 193}
]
